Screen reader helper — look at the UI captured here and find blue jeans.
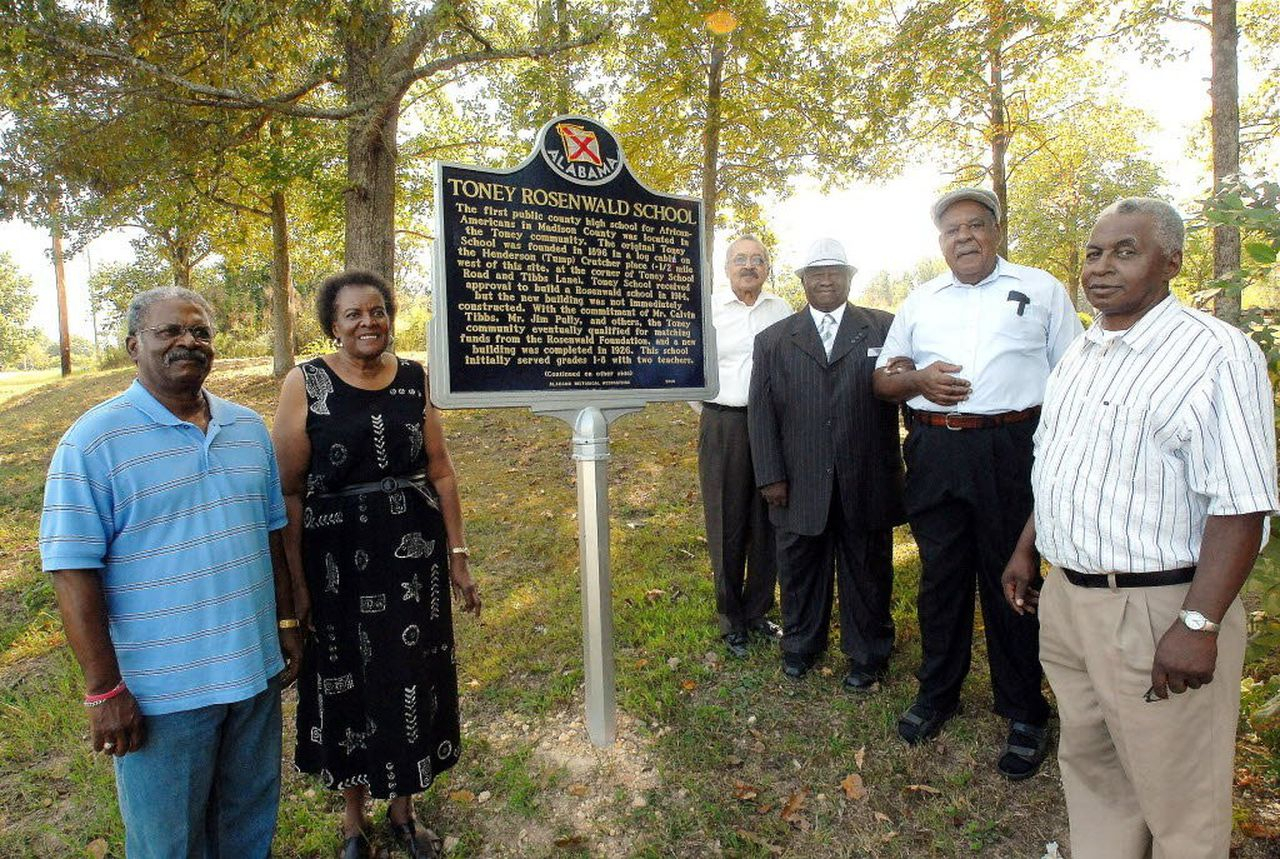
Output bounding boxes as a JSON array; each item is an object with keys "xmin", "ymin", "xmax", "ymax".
[{"xmin": 115, "ymin": 676, "xmax": 282, "ymax": 859}]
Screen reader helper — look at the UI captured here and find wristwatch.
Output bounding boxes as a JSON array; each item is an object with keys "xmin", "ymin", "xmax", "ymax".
[{"xmin": 1178, "ymin": 609, "xmax": 1220, "ymax": 633}]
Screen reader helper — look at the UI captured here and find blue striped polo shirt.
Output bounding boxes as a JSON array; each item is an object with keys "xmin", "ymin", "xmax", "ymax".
[{"xmin": 39, "ymin": 380, "xmax": 288, "ymax": 716}]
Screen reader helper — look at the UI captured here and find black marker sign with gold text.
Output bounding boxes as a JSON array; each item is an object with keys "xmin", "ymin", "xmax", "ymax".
[{"xmin": 430, "ymin": 116, "xmax": 716, "ymax": 409}]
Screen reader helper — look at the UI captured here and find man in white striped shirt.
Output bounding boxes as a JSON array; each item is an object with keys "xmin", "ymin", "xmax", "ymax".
[{"xmin": 1003, "ymin": 198, "xmax": 1278, "ymax": 858}]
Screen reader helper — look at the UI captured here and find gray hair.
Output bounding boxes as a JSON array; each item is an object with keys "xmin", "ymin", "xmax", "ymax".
[
  {"xmin": 1099, "ymin": 198, "xmax": 1185, "ymax": 254},
  {"xmin": 126, "ymin": 287, "xmax": 216, "ymax": 335},
  {"xmin": 726, "ymin": 235, "xmax": 771, "ymax": 266}
]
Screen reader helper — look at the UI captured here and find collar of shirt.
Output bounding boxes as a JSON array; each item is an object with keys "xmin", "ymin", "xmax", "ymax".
[
  {"xmin": 124, "ymin": 380, "xmax": 231, "ymax": 429},
  {"xmin": 714, "ymin": 287, "xmax": 787, "ymax": 310},
  {"xmin": 931, "ymin": 255, "xmax": 1015, "ymax": 293},
  {"xmin": 807, "ymin": 303, "xmax": 847, "ymax": 328},
  {"xmin": 1082, "ymin": 293, "xmax": 1180, "ymax": 353}
]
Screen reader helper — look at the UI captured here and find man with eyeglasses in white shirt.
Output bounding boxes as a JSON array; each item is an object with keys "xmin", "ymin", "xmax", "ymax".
[{"xmin": 699, "ymin": 236, "xmax": 792, "ymax": 658}]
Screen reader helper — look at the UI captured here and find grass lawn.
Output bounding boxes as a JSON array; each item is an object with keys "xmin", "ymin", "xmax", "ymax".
[{"xmin": 1, "ymin": 358, "xmax": 1277, "ymax": 857}]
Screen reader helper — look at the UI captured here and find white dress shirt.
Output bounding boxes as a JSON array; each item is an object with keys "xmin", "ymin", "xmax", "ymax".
[
  {"xmin": 875, "ymin": 257, "xmax": 1082, "ymax": 414},
  {"xmin": 807, "ymin": 302, "xmax": 846, "ymax": 334},
  {"xmin": 1032, "ymin": 295, "xmax": 1278, "ymax": 574},
  {"xmin": 707, "ymin": 288, "xmax": 793, "ymax": 407}
]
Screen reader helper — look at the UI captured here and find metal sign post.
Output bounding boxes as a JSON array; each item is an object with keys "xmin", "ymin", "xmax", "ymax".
[
  {"xmin": 430, "ymin": 116, "xmax": 716, "ymax": 747},
  {"xmin": 533, "ymin": 405, "xmax": 640, "ymax": 745}
]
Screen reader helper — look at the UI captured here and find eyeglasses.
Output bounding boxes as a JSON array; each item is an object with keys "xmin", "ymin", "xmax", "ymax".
[
  {"xmin": 138, "ymin": 324, "xmax": 215, "ymax": 343},
  {"xmin": 731, "ymin": 254, "xmax": 768, "ymax": 267}
]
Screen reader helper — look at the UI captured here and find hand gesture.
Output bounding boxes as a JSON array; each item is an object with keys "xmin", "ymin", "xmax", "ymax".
[
  {"xmin": 760, "ymin": 481, "xmax": 788, "ymax": 508},
  {"xmin": 1149, "ymin": 622, "xmax": 1217, "ymax": 700},
  {"xmin": 916, "ymin": 361, "xmax": 971, "ymax": 407},
  {"xmin": 278, "ymin": 628, "xmax": 304, "ymax": 687},
  {"xmin": 1001, "ymin": 549, "xmax": 1040, "ymax": 615},
  {"xmin": 90, "ymin": 689, "xmax": 145, "ymax": 757},
  {"xmin": 450, "ymin": 557, "xmax": 481, "ymax": 617}
]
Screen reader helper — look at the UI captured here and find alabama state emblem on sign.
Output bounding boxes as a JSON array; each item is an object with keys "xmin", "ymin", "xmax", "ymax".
[{"xmin": 539, "ymin": 116, "xmax": 623, "ymax": 186}]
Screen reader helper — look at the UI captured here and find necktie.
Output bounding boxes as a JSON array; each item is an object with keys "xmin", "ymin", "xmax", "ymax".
[{"xmin": 819, "ymin": 313, "xmax": 837, "ymax": 358}]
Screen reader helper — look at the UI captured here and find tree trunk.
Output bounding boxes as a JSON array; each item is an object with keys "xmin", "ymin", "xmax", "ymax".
[
  {"xmin": 50, "ymin": 191, "xmax": 72, "ymax": 377},
  {"xmin": 270, "ymin": 190, "xmax": 296, "ymax": 377},
  {"xmin": 702, "ymin": 38, "xmax": 726, "ymax": 269},
  {"xmin": 986, "ymin": 0, "xmax": 1010, "ymax": 258},
  {"xmin": 343, "ymin": 11, "xmax": 399, "ymax": 290},
  {"xmin": 1210, "ymin": 0, "xmax": 1240, "ymax": 324},
  {"xmin": 172, "ymin": 240, "xmax": 193, "ymax": 291}
]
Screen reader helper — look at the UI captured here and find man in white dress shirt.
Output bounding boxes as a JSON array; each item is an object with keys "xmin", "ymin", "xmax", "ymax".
[
  {"xmin": 1003, "ymin": 197, "xmax": 1277, "ymax": 858},
  {"xmin": 700, "ymin": 236, "xmax": 792, "ymax": 658},
  {"xmin": 873, "ymin": 188, "xmax": 1082, "ymax": 778}
]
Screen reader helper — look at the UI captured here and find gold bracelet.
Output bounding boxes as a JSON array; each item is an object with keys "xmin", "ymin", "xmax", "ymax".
[
  {"xmin": 277, "ymin": 618, "xmax": 300, "ymax": 630},
  {"xmin": 450, "ymin": 546, "xmax": 470, "ymax": 558}
]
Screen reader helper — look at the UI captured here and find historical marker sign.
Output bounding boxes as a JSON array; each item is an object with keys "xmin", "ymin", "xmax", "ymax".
[{"xmin": 430, "ymin": 115, "xmax": 716, "ymax": 408}]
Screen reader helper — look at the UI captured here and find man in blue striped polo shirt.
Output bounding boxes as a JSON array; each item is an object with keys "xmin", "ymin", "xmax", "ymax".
[{"xmin": 40, "ymin": 287, "xmax": 303, "ymax": 859}]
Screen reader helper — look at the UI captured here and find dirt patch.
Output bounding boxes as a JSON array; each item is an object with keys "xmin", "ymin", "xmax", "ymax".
[{"xmin": 458, "ymin": 705, "xmax": 660, "ymax": 857}]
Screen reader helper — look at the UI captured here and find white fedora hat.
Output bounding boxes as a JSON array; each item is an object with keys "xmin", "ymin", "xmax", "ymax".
[{"xmin": 796, "ymin": 237, "xmax": 857, "ymax": 277}]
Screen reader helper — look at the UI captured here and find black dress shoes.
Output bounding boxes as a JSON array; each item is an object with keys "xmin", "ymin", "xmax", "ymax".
[
  {"xmin": 842, "ymin": 667, "xmax": 883, "ymax": 693},
  {"xmin": 781, "ymin": 653, "xmax": 813, "ymax": 679},
  {"xmin": 724, "ymin": 632, "xmax": 750, "ymax": 658},
  {"xmin": 748, "ymin": 618, "xmax": 784, "ymax": 640}
]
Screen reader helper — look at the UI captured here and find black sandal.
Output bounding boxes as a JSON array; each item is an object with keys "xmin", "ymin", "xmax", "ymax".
[
  {"xmin": 339, "ymin": 830, "xmax": 371, "ymax": 859},
  {"xmin": 997, "ymin": 720, "xmax": 1050, "ymax": 781},
  {"xmin": 897, "ymin": 701, "xmax": 959, "ymax": 745},
  {"xmin": 386, "ymin": 812, "xmax": 442, "ymax": 859}
]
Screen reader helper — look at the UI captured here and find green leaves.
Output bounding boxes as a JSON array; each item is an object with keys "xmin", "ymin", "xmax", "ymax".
[{"xmin": 1245, "ymin": 241, "xmax": 1278, "ymax": 264}]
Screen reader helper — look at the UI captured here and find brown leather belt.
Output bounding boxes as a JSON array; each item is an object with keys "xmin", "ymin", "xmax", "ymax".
[
  {"xmin": 908, "ymin": 406, "xmax": 1040, "ymax": 430},
  {"xmin": 1061, "ymin": 567, "xmax": 1196, "ymax": 588}
]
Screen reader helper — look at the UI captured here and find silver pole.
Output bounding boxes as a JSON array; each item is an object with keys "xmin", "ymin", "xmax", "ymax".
[{"xmin": 571, "ymin": 406, "xmax": 616, "ymax": 746}]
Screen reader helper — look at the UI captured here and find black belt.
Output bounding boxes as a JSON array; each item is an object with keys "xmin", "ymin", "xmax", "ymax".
[
  {"xmin": 908, "ymin": 406, "xmax": 1040, "ymax": 430},
  {"xmin": 1061, "ymin": 567, "xmax": 1196, "ymax": 588},
  {"xmin": 313, "ymin": 471, "xmax": 430, "ymax": 499},
  {"xmin": 703, "ymin": 402, "xmax": 747, "ymax": 413}
]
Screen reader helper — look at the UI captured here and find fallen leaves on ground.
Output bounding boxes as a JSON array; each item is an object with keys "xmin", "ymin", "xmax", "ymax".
[
  {"xmin": 780, "ymin": 790, "xmax": 809, "ymax": 827},
  {"xmin": 840, "ymin": 772, "xmax": 867, "ymax": 801},
  {"xmin": 449, "ymin": 789, "xmax": 477, "ymax": 803},
  {"xmin": 553, "ymin": 834, "xmax": 588, "ymax": 849},
  {"xmin": 680, "ymin": 679, "xmax": 697, "ymax": 691},
  {"xmin": 1240, "ymin": 821, "xmax": 1280, "ymax": 839},
  {"xmin": 905, "ymin": 783, "xmax": 941, "ymax": 795},
  {"xmin": 567, "ymin": 783, "xmax": 590, "ymax": 797},
  {"xmin": 86, "ymin": 839, "xmax": 109, "ymax": 859},
  {"xmin": 732, "ymin": 781, "xmax": 758, "ymax": 801},
  {"xmin": 855, "ymin": 745, "xmax": 866, "ymax": 770}
]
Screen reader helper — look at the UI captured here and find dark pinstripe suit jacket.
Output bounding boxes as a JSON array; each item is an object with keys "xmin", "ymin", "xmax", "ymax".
[{"xmin": 748, "ymin": 303, "xmax": 906, "ymax": 536}]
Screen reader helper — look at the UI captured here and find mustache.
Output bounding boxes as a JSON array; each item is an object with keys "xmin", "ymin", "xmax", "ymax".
[{"xmin": 165, "ymin": 348, "xmax": 209, "ymax": 366}]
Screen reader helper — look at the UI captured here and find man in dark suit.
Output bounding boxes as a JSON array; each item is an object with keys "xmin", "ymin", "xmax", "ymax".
[{"xmin": 748, "ymin": 238, "xmax": 906, "ymax": 688}]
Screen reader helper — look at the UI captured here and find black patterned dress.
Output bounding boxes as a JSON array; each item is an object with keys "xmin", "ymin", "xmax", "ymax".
[{"xmin": 293, "ymin": 356, "xmax": 461, "ymax": 798}]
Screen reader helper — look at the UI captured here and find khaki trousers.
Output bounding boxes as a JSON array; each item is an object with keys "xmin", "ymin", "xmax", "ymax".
[{"xmin": 1039, "ymin": 570, "xmax": 1245, "ymax": 859}]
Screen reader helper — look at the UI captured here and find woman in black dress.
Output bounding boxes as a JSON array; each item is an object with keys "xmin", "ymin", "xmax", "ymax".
[{"xmin": 274, "ymin": 270, "xmax": 480, "ymax": 859}]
